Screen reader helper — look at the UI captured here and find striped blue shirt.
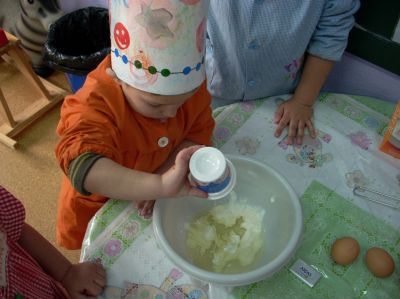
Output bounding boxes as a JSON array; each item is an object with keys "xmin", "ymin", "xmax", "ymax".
[{"xmin": 206, "ymin": 0, "xmax": 360, "ymax": 106}]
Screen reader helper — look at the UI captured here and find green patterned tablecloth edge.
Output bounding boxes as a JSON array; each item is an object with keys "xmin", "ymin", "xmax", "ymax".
[
  {"xmin": 318, "ymin": 93, "xmax": 395, "ymax": 118},
  {"xmin": 232, "ymin": 180, "xmax": 399, "ymax": 299}
]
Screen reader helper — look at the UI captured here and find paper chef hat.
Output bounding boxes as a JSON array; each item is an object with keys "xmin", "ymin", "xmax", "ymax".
[{"xmin": 109, "ymin": 0, "xmax": 209, "ymax": 95}]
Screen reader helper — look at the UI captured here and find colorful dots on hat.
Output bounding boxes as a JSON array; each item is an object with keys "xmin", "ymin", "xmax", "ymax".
[
  {"xmin": 161, "ymin": 69, "xmax": 171, "ymax": 77},
  {"xmin": 134, "ymin": 60, "xmax": 142, "ymax": 69},
  {"xmin": 148, "ymin": 66, "xmax": 157, "ymax": 74},
  {"xmin": 112, "ymin": 48, "xmax": 203, "ymax": 77}
]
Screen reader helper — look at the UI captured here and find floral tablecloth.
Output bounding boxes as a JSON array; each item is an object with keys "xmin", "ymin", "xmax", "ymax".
[{"xmin": 81, "ymin": 93, "xmax": 399, "ymax": 299}]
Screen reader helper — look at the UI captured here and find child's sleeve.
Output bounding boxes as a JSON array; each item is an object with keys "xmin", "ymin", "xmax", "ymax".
[
  {"xmin": 307, "ymin": 0, "xmax": 360, "ymax": 61},
  {"xmin": 185, "ymin": 84, "xmax": 215, "ymax": 146},
  {"xmin": 0, "ymin": 186, "xmax": 25, "ymax": 241},
  {"xmin": 55, "ymin": 84, "xmax": 124, "ymax": 177}
]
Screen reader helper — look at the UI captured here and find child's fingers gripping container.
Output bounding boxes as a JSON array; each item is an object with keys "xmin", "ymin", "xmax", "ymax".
[{"xmin": 189, "ymin": 147, "xmax": 236, "ymax": 200}]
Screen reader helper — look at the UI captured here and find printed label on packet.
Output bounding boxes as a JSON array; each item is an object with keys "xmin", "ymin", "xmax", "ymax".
[{"xmin": 290, "ymin": 259, "xmax": 321, "ymax": 288}]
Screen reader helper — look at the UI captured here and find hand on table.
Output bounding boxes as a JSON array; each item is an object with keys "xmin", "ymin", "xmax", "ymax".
[
  {"xmin": 274, "ymin": 97, "xmax": 317, "ymax": 145},
  {"xmin": 62, "ymin": 262, "xmax": 106, "ymax": 299},
  {"xmin": 134, "ymin": 200, "xmax": 155, "ymax": 217}
]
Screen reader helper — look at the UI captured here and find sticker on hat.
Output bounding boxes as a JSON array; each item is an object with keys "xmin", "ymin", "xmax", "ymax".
[{"xmin": 110, "ymin": 0, "xmax": 209, "ymax": 95}]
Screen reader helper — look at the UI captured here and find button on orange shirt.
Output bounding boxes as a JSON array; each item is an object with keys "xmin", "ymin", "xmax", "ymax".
[{"xmin": 55, "ymin": 55, "xmax": 215, "ymax": 249}]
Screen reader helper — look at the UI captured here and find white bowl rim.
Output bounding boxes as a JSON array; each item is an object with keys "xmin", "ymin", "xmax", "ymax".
[{"xmin": 153, "ymin": 155, "xmax": 303, "ymax": 286}]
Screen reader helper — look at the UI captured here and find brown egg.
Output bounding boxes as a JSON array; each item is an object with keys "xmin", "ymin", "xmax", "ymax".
[
  {"xmin": 365, "ymin": 247, "xmax": 395, "ymax": 278},
  {"xmin": 331, "ymin": 237, "xmax": 360, "ymax": 265}
]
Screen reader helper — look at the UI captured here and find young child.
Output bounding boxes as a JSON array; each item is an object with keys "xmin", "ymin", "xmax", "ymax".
[
  {"xmin": 206, "ymin": 0, "xmax": 360, "ymax": 145},
  {"xmin": 55, "ymin": 0, "xmax": 214, "ymax": 249},
  {"xmin": 0, "ymin": 186, "xmax": 106, "ymax": 299}
]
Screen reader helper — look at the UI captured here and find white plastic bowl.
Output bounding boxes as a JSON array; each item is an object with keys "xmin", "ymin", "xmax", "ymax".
[{"xmin": 153, "ymin": 155, "xmax": 303, "ymax": 287}]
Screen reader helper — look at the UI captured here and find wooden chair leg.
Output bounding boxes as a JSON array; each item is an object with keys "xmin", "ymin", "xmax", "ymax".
[
  {"xmin": 0, "ymin": 133, "xmax": 17, "ymax": 149},
  {"xmin": 7, "ymin": 45, "xmax": 51, "ymax": 101},
  {"xmin": 0, "ymin": 88, "xmax": 17, "ymax": 127},
  {"xmin": 0, "ymin": 31, "xmax": 68, "ymax": 149}
]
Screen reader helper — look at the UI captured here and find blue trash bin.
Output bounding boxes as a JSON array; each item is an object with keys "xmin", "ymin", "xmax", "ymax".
[
  {"xmin": 43, "ymin": 7, "xmax": 110, "ymax": 92},
  {"xmin": 65, "ymin": 73, "xmax": 87, "ymax": 93}
]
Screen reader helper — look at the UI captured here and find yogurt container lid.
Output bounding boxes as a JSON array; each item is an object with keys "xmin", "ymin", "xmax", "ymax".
[{"xmin": 189, "ymin": 147, "xmax": 227, "ymax": 183}]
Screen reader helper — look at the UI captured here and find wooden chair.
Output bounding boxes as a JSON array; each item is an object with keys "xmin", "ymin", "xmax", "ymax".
[{"xmin": 0, "ymin": 31, "xmax": 67, "ymax": 149}]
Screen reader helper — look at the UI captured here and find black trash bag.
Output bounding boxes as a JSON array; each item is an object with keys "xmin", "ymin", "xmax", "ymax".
[{"xmin": 43, "ymin": 7, "xmax": 110, "ymax": 75}]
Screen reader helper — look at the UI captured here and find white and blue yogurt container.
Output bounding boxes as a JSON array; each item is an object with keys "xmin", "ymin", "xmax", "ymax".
[{"xmin": 189, "ymin": 147, "xmax": 236, "ymax": 200}]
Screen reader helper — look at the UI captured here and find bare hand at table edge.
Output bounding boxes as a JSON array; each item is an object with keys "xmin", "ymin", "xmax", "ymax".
[
  {"xmin": 274, "ymin": 55, "xmax": 334, "ymax": 145},
  {"xmin": 135, "ymin": 200, "xmax": 155, "ymax": 217},
  {"xmin": 274, "ymin": 97, "xmax": 317, "ymax": 145},
  {"xmin": 62, "ymin": 262, "xmax": 106, "ymax": 299},
  {"xmin": 18, "ymin": 223, "xmax": 107, "ymax": 299}
]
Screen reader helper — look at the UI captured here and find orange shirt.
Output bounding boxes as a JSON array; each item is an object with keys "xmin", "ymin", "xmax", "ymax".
[{"xmin": 55, "ymin": 55, "xmax": 214, "ymax": 249}]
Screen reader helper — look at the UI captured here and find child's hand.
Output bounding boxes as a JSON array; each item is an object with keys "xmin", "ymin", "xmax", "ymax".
[
  {"xmin": 161, "ymin": 145, "xmax": 208, "ymax": 199},
  {"xmin": 134, "ymin": 145, "xmax": 207, "ymax": 216},
  {"xmin": 62, "ymin": 262, "xmax": 106, "ymax": 299},
  {"xmin": 134, "ymin": 200, "xmax": 155, "ymax": 217},
  {"xmin": 274, "ymin": 97, "xmax": 317, "ymax": 145}
]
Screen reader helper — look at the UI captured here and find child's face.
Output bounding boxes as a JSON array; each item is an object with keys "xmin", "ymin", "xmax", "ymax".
[
  {"xmin": 122, "ymin": 83, "xmax": 198, "ymax": 120},
  {"xmin": 107, "ymin": 68, "xmax": 198, "ymax": 120}
]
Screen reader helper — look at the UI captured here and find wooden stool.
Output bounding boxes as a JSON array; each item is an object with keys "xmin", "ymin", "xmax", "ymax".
[{"xmin": 0, "ymin": 31, "xmax": 67, "ymax": 149}]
